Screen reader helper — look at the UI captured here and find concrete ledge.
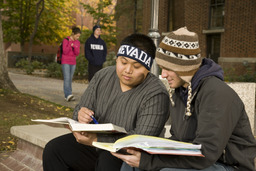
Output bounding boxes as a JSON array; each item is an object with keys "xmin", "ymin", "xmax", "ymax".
[
  {"xmin": 0, "ymin": 125, "xmax": 71, "ymax": 171},
  {"xmin": 218, "ymin": 57, "xmax": 256, "ymax": 63},
  {"xmin": 227, "ymin": 82, "xmax": 256, "ymax": 135},
  {"xmin": 10, "ymin": 124, "xmax": 71, "ymax": 148},
  {"xmin": 202, "ymin": 29, "xmax": 225, "ymax": 34}
]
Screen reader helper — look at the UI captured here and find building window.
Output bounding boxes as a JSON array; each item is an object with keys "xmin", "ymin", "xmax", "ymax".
[
  {"xmin": 209, "ymin": 0, "xmax": 225, "ymax": 29},
  {"xmin": 135, "ymin": 0, "xmax": 143, "ymax": 33},
  {"xmin": 207, "ymin": 34, "xmax": 221, "ymax": 63},
  {"xmin": 167, "ymin": 0, "xmax": 173, "ymax": 32}
]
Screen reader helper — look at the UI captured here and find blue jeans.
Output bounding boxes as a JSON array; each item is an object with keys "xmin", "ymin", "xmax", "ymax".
[
  {"xmin": 121, "ymin": 162, "xmax": 234, "ymax": 171},
  {"xmin": 62, "ymin": 64, "xmax": 76, "ymax": 98}
]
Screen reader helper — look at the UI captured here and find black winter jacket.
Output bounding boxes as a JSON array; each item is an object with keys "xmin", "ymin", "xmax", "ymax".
[{"xmin": 139, "ymin": 59, "xmax": 256, "ymax": 171}]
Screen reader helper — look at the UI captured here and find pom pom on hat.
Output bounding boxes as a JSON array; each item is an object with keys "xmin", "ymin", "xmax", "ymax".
[
  {"xmin": 93, "ymin": 25, "xmax": 101, "ymax": 32},
  {"xmin": 156, "ymin": 27, "xmax": 202, "ymax": 83}
]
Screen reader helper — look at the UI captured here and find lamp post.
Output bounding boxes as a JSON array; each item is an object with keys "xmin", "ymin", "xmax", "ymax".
[{"xmin": 148, "ymin": 0, "xmax": 160, "ymax": 76}]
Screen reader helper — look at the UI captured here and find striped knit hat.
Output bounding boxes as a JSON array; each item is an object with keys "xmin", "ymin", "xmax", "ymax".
[{"xmin": 156, "ymin": 27, "xmax": 202, "ymax": 83}]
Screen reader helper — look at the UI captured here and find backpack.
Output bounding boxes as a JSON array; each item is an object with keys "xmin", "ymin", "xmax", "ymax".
[{"xmin": 56, "ymin": 38, "xmax": 68, "ymax": 64}]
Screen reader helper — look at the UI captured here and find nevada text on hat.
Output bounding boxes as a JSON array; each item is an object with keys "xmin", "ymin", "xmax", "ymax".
[{"xmin": 117, "ymin": 45, "xmax": 153, "ymax": 70}]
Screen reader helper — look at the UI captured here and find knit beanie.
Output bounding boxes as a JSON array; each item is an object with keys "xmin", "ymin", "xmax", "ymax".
[
  {"xmin": 156, "ymin": 27, "xmax": 202, "ymax": 117},
  {"xmin": 93, "ymin": 25, "xmax": 101, "ymax": 32},
  {"xmin": 156, "ymin": 27, "xmax": 202, "ymax": 83},
  {"xmin": 117, "ymin": 45, "xmax": 153, "ymax": 71}
]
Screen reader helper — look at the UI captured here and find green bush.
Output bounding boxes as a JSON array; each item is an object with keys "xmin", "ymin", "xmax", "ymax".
[
  {"xmin": 31, "ymin": 60, "xmax": 45, "ymax": 69},
  {"xmin": 103, "ymin": 51, "xmax": 116, "ymax": 67},
  {"xmin": 14, "ymin": 51, "xmax": 116, "ymax": 80},
  {"xmin": 224, "ymin": 67, "xmax": 256, "ymax": 82},
  {"xmin": 46, "ymin": 62, "xmax": 62, "ymax": 78},
  {"xmin": 15, "ymin": 59, "xmax": 45, "ymax": 75},
  {"xmin": 74, "ymin": 55, "xmax": 88, "ymax": 79},
  {"xmin": 235, "ymin": 72, "xmax": 256, "ymax": 82},
  {"xmin": 15, "ymin": 59, "xmax": 29, "ymax": 68},
  {"xmin": 74, "ymin": 51, "xmax": 116, "ymax": 80}
]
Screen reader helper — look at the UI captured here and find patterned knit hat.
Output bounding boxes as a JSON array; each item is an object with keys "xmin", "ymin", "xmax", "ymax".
[
  {"xmin": 156, "ymin": 27, "xmax": 202, "ymax": 117},
  {"xmin": 156, "ymin": 27, "xmax": 202, "ymax": 83}
]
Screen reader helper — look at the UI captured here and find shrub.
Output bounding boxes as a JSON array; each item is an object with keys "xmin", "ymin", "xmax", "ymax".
[
  {"xmin": 14, "ymin": 51, "xmax": 116, "ymax": 80},
  {"xmin": 15, "ymin": 59, "xmax": 45, "ymax": 74},
  {"xmin": 74, "ymin": 51, "xmax": 116, "ymax": 80},
  {"xmin": 74, "ymin": 55, "xmax": 88, "ymax": 79},
  {"xmin": 31, "ymin": 60, "xmax": 45, "ymax": 69},
  {"xmin": 224, "ymin": 67, "xmax": 256, "ymax": 82},
  {"xmin": 15, "ymin": 59, "xmax": 29, "ymax": 68},
  {"xmin": 103, "ymin": 51, "xmax": 116, "ymax": 68},
  {"xmin": 46, "ymin": 63, "xmax": 62, "ymax": 78}
]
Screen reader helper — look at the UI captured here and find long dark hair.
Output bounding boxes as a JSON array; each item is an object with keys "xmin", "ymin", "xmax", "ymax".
[{"xmin": 72, "ymin": 26, "xmax": 81, "ymax": 35}]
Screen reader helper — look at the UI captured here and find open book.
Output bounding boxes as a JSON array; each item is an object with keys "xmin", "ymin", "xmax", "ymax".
[
  {"xmin": 31, "ymin": 117, "xmax": 127, "ymax": 134},
  {"xmin": 93, "ymin": 134, "xmax": 204, "ymax": 157}
]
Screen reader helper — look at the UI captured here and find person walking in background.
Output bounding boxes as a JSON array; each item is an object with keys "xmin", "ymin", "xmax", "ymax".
[
  {"xmin": 61, "ymin": 26, "xmax": 81, "ymax": 102},
  {"xmin": 84, "ymin": 25, "xmax": 107, "ymax": 81}
]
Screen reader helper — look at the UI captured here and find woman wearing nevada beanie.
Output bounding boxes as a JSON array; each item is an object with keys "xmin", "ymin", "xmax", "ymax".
[{"xmin": 112, "ymin": 27, "xmax": 256, "ymax": 171}]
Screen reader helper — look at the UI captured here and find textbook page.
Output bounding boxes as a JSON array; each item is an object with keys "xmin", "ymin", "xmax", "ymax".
[
  {"xmin": 31, "ymin": 117, "xmax": 127, "ymax": 133},
  {"xmin": 93, "ymin": 134, "xmax": 204, "ymax": 157},
  {"xmin": 32, "ymin": 117, "xmax": 74, "ymax": 125}
]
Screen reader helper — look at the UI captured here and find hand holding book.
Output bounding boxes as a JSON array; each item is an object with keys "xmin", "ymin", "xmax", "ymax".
[
  {"xmin": 31, "ymin": 117, "xmax": 127, "ymax": 134},
  {"xmin": 93, "ymin": 134, "xmax": 204, "ymax": 157}
]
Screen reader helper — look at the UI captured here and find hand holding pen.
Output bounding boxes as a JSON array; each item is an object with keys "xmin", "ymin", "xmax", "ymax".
[
  {"xmin": 90, "ymin": 115, "xmax": 99, "ymax": 124},
  {"xmin": 78, "ymin": 107, "xmax": 98, "ymax": 124}
]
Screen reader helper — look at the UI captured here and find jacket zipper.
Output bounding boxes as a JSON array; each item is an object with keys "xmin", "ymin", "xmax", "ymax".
[{"xmin": 182, "ymin": 91, "xmax": 198, "ymax": 141}]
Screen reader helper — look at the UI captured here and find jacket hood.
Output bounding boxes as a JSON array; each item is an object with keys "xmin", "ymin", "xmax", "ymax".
[
  {"xmin": 178, "ymin": 58, "xmax": 224, "ymax": 103},
  {"xmin": 191, "ymin": 58, "xmax": 224, "ymax": 91}
]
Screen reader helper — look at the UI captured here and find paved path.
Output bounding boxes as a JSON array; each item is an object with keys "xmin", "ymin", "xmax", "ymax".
[{"xmin": 9, "ymin": 72, "xmax": 88, "ymax": 109}]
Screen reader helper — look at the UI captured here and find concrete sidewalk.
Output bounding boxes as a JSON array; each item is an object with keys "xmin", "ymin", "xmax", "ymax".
[{"xmin": 9, "ymin": 72, "xmax": 88, "ymax": 109}]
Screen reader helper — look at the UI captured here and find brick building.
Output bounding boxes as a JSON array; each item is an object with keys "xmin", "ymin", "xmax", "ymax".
[{"xmin": 115, "ymin": 0, "xmax": 256, "ymax": 78}]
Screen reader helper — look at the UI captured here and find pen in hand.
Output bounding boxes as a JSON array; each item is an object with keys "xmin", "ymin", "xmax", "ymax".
[{"xmin": 90, "ymin": 115, "xmax": 99, "ymax": 124}]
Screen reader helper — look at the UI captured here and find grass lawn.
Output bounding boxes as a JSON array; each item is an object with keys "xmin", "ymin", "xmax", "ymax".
[{"xmin": 0, "ymin": 88, "xmax": 73, "ymax": 152}]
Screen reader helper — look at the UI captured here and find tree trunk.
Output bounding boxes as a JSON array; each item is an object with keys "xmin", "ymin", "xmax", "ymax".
[
  {"xmin": 28, "ymin": 0, "xmax": 44, "ymax": 61},
  {"xmin": 0, "ymin": 11, "xmax": 18, "ymax": 91}
]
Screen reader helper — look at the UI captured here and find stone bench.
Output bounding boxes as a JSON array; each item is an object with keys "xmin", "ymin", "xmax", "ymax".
[
  {"xmin": 0, "ymin": 82, "xmax": 255, "ymax": 170},
  {"xmin": 227, "ymin": 82, "xmax": 255, "ymax": 135}
]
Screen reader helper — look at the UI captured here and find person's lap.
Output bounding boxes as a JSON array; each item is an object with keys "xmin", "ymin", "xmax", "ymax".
[
  {"xmin": 43, "ymin": 133, "xmax": 98, "ymax": 171},
  {"xmin": 95, "ymin": 150, "xmax": 123, "ymax": 171},
  {"xmin": 43, "ymin": 133, "xmax": 123, "ymax": 171}
]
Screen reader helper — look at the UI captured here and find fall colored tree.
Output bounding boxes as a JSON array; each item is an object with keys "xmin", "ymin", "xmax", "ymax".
[
  {"xmin": 1, "ymin": 0, "xmax": 76, "ymax": 53},
  {"xmin": 81, "ymin": 0, "xmax": 117, "ymax": 48}
]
